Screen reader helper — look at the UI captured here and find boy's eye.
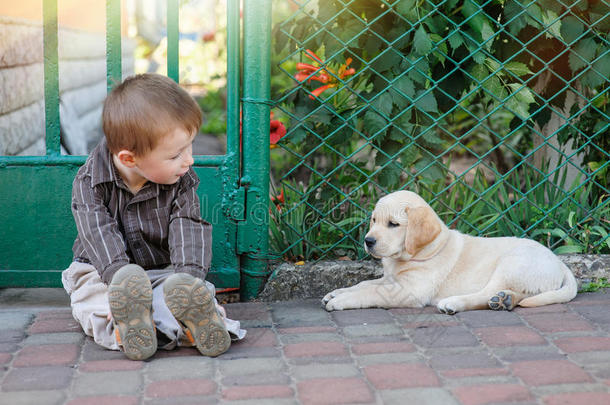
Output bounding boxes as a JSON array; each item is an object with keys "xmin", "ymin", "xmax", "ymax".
[
  {"xmin": 171, "ymin": 152, "xmax": 182, "ymax": 160},
  {"xmin": 388, "ymin": 221, "xmax": 399, "ymax": 228}
]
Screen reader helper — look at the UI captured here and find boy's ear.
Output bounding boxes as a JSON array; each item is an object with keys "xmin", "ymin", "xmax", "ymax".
[{"xmin": 116, "ymin": 150, "xmax": 137, "ymax": 168}]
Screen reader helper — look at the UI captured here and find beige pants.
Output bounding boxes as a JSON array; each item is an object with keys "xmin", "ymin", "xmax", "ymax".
[{"xmin": 62, "ymin": 261, "xmax": 246, "ymax": 351}]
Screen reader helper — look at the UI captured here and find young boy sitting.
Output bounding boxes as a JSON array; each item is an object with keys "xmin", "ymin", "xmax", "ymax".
[{"xmin": 62, "ymin": 73, "xmax": 245, "ymax": 360}]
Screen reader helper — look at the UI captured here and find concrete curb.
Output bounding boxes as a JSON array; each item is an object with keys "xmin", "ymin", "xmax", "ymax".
[{"xmin": 258, "ymin": 254, "xmax": 610, "ymax": 302}]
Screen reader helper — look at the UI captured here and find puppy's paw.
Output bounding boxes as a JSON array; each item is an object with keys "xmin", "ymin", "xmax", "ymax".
[
  {"xmin": 437, "ymin": 297, "xmax": 463, "ymax": 315},
  {"xmin": 325, "ymin": 293, "xmax": 359, "ymax": 312},
  {"xmin": 488, "ymin": 291, "xmax": 515, "ymax": 311}
]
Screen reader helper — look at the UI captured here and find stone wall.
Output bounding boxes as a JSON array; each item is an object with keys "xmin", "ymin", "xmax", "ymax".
[
  {"xmin": 258, "ymin": 255, "xmax": 610, "ymax": 301},
  {"xmin": 0, "ymin": 16, "xmax": 134, "ymax": 156}
]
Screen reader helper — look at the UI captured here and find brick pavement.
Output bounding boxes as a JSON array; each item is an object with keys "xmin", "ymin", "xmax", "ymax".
[{"xmin": 0, "ymin": 289, "xmax": 609, "ymax": 404}]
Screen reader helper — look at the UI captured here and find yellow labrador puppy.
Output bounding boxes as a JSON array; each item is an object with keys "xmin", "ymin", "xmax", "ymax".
[{"xmin": 323, "ymin": 190, "xmax": 577, "ymax": 314}]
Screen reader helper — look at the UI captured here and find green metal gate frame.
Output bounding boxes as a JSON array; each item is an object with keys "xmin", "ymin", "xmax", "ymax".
[{"xmin": 0, "ymin": 0, "xmax": 271, "ymax": 300}]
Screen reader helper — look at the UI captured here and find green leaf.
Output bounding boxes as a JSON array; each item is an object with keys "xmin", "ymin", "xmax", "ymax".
[
  {"xmin": 337, "ymin": 19, "xmax": 364, "ymax": 44},
  {"xmin": 482, "ymin": 76, "xmax": 507, "ymax": 101},
  {"xmin": 508, "ymin": 84, "xmax": 536, "ymax": 104},
  {"xmin": 542, "ymin": 10, "xmax": 562, "ymax": 39},
  {"xmin": 372, "ymin": 91, "xmax": 393, "ymax": 117},
  {"xmin": 395, "ymin": 0, "xmax": 418, "ymax": 23},
  {"xmin": 554, "ymin": 245, "xmax": 584, "ymax": 254},
  {"xmin": 569, "ymin": 38, "xmax": 597, "ymax": 72},
  {"xmin": 401, "ymin": 145, "xmax": 419, "ymax": 165},
  {"xmin": 560, "ymin": 16, "xmax": 585, "ymax": 44},
  {"xmin": 448, "ymin": 31, "xmax": 464, "ymax": 50},
  {"xmin": 504, "ymin": 62, "xmax": 532, "ymax": 77},
  {"xmin": 414, "ymin": 25, "xmax": 433, "ymax": 55},
  {"xmin": 363, "ymin": 110, "xmax": 388, "ymax": 136},
  {"xmin": 470, "ymin": 64, "xmax": 489, "ymax": 82},
  {"xmin": 390, "ymin": 75, "xmax": 416, "ymax": 106},
  {"xmin": 414, "ymin": 90, "xmax": 438, "ymax": 113}
]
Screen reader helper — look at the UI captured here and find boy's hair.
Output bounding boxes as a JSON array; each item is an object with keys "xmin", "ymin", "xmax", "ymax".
[{"xmin": 102, "ymin": 73, "xmax": 202, "ymax": 156}]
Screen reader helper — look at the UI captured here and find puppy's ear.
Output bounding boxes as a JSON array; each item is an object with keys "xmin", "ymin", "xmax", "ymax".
[{"xmin": 404, "ymin": 206, "xmax": 441, "ymax": 256}]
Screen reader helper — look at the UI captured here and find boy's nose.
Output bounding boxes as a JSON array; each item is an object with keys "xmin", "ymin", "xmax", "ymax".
[{"xmin": 184, "ymin": 151, "xmax": 194, "ymax": 166}]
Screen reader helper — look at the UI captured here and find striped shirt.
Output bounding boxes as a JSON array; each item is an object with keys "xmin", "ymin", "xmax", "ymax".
[{"xmin": 71, "ymin": 139, "xmax": 212, "ymax": 284}]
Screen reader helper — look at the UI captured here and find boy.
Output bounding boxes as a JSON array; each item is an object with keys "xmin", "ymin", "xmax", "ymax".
[{"xmin": 62, "ymin": 73, "xmax": 245, "ymax": 360}]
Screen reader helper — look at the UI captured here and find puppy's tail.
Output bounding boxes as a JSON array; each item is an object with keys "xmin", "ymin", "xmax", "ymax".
[{"xmin": 518, "ymin": 263, "xmax": 578, "ymax": 307}]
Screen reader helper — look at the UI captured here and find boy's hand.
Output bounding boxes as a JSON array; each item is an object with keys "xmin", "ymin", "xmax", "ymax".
[{"xmin": 107, "ymin": 313, "xmax": 113, "ymax": 322}]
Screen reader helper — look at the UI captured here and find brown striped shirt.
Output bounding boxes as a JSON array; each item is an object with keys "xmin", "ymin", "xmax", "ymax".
[{"xmin": 71, "ymin": 139, "xmax": 212, "ymax": 284}]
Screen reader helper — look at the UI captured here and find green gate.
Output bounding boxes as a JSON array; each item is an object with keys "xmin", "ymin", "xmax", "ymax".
[{"xmin": 0, "ymin": 0, "xmax": 271, "ymax": 300}]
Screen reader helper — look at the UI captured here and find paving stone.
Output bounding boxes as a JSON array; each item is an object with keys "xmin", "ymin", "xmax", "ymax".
[
  {"xmin": 23, "ymin": 332, "xmax": 84, "ymax": 345},
  {"xmin": 0, "ymin": 329, "xmax": 25, "ymax": 344},
  {"xmin": 342, "ymin": 323, "xmax": 403, "ymax": 338},
  {"xmin": 67, "ymin": 396, "xmax": 139, "ymax": 405},
  {"xmin": 510, "ymin": 359, "xmax": 593, "ymax": 386},
  {"xmin": 271, "ymin": 300, "xmax": 333, "ymax": 328},
  {"xmin": 277, "ymin": 326, "xmax": 337, "ymax": 334},
  {"xmin": 0, "ymin": 312, "xmax": 34, "ymax": 330},
  {"xmin": 222, "ymin": 372, "xmax": 291, "ymax": 386},
  {"xmin": 571, "ymin": 305, "xmax": 610, "ymax": 324},
  {"xmin": 331, "ymin": 308, "xmax": 395, "ymax": 326},
  {"xmin": 145, "ymin": 357, "xmax": 216, "ymax": 381},
  {"xmin": 145, "ymin": 379, "xmax": 217, "ymax": 398},
  {"xmin": 231, "ymin": 327, "xmax": 277, "ymax": 348},
  {"xmin": 2, "ymin": 366, "xmax": 74, "ymax": 391},
  {"xmin": 355, "ymin": 352, "xmax": 422, "ymax": 366},
  {"xmin": 428, "ymin": 350, "xmax": 500, "ymax": 370},
  {"xmin": 451, "ymin": 384, "xmax": 532, "ymax": 405},
  {"xmin": 457, "ymin": 310, "xmax": 525, "ymax": 328},
  {"xmin": 492, "ymin": 346, "xmax": 567, "ymax": 362},
  {"xmin": 13, "ymin": 344, "xmax": 80, "ymax": 367},
  {"xmin": 288, "ymin": 355, "xmax": 354, "ymax": 366},
  {"xmin": 35, "ymin": 309, "xmax": 73, "ymax": 320},
  {"xmin": 401, "ymin": 314, "xmax": 459, "ymax": 328},
  {"xmin": 351, "ymin": 341, "xmax": 415, "ymax": 355},
  {"xmin": 218, "ymin": 357, "xmax": 285, "ymax": 376},
  {"xmin": 216, "ymin": 400, "xmax": 295, "ymax": 405},
  {"xmin": 380, "ymin": 388, "xmax": 459, "ymax": 405},
  {"xmin": 0, "ymin": 342, "xmax": 19, "ymax": 352},
  {"xmin": 224, "ymin": 302, "xmax": 272, "ymax": 328},
  {"xmin": 279, "ymin": 332, "xmax": 343, "ymax": 344},
  {"xmin": 440, "ymin": 367, "xmax": 510, "ymax": 378},
  {"xmin": 0, "ymin": 352, "xmax": 12, "ymax": 364},
  {"xmin": 72, "ymin": 371, "xmax": 142, "ymax": 396},
  {"xmin": 143, "ymin": 397, "xmax": 218, "ymax": 405},
  {"xmin": 554, "ymin": 336, "xmax": 610, "ymax": 353},
  {"xmin": 291, "ymin": 363, "xmax": 361, "ymax": 380},
  {"xmin": 80, "ymin": 359, "xmax": 144, "ymax": 372},
  {"xmin": 411, "ymin": 325, "xmax": 479, "ymax": 348},
  {"xmin": 389, "ymin": 306, "xmax": 439, "ymax": 316},
  {"xmin": 221, "ymin": 385, "xmax": 294, "ymax": 401},
  {"xmin": 297, "ymin": 377, "xmax": 374, "ymax": 405},
  {"xmin": 284, "ymin": 341, "xmax": 348, "ymax": 358},
  {"xmin": 81, "ymin": 339, "xmax": 125, "ymax": 361},
  {"xmin": 523, "ymin": 312, "xmax": 594, "ymax": 333},
  {"xmin": 474, "ymin": 326, "xmax": 546, "ymax": 347},
  {"xmin": 28, "ymin": 317, "xmax": 81, "ymax": 334},
  {"xmin": 543, "ymin": 391, "xmax": 610, "ymax": 405},
  {"xmin": 364, "ymin": 363, "xmax": 440, "ymax": 389},
  {"xmin": 0, "ymin": 391, "xmax": 65, "ymax": 405},
  {"xmin": 567, "ymin": 351, "xmax": 610, "ymax": 366},
  {"xmin": 514, "ymin": 303, "xmax": 569, "ymax": 314},
  {"xmin": 217, "ymin": 346, "xmax": 282, "ymax": 360}
]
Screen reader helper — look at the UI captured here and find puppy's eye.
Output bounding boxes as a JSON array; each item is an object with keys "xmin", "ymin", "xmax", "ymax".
[{"xmin": 388, "ymin": 221, "xmax": 399, "ymax": 228}]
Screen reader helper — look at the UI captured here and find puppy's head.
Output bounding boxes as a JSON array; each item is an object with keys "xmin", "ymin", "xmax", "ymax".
[{"xmin": 364, "ymin": 190, "xmax": 442, "ymax": 260}]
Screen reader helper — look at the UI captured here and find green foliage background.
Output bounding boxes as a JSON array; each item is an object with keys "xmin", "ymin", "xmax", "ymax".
[{"xmin": 268, "ymin": 0, "xmax": 609, "ymax": 261}]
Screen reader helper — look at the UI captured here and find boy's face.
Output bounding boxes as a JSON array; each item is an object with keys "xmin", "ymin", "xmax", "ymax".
[{"xmin": 133, "ymin": 127, "xmax": 195, "ymax": 185}]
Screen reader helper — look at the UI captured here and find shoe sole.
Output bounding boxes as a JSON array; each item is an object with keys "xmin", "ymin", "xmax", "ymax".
[
  {"xmin": 108, "ymin": 265, "xmax": 157, "ymax": 360},
  {"xmin": 163, "ymin": 273, "xmax": 230, "ymax": 357}
]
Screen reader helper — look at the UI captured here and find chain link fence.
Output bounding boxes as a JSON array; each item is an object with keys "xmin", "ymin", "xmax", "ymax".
[{"xmin": 268, "ymin": 0, "xmax": 609, "ymax": 262}]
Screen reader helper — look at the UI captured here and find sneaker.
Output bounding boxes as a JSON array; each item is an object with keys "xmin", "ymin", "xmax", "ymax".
[
  {"xmin": 163, "ymin": 273, "xmax": 230, "ymax": 357},
  {"xmin": 108, "ymin": 264, "xmax": 157, "ymax": 360}
]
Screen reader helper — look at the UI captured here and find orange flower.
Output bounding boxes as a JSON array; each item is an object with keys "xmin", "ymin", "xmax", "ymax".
[
  {"xmin": 295, "ymin": 49, "xmax": 356, "ymax": 99},
  {"xmin": 269, "ymin": 111, "xmax": 287, "ymax": 149},
  {"xmin": 271, "ymin": 189, "xmax": 285, "ymax": 211}
]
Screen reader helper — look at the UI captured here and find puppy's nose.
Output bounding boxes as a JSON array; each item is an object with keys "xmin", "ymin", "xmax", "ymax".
[{"xmin": 364, "ymin": 236, "xmax": 376, "ymax": 248}]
